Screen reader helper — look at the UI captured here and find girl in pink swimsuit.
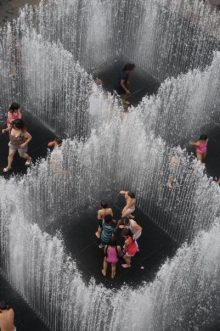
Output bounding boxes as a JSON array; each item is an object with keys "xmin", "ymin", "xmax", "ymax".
[
  {"xmin": 192, "ymin": 134, "xmax": 208, "ymax": 162},
  {"xmin": 102, "ymin": 237, "xmax": 121, "ymax": 279}
]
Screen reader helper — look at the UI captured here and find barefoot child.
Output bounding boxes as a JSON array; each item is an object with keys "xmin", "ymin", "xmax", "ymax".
[
  {"xmin": 99, "ymin": 215, "xmax": 115, "ymax": 248},
  {"xmin": 191, "ymin": 134, "xmax": 208, "ymax": 162},
  {"xmin": 118, "ymin": 217, "xmax": 142, "ymax": 250},
  {"xmin": 121, "ymin": 228, "xmax": 138, "ymax": 268},
  {"xmin": 102, "ymin": 237, "xmax": 121, "ymax": 279},
  {"xmin": 95, "ymin": 200, "xmax": 113, "ymax": 238}
]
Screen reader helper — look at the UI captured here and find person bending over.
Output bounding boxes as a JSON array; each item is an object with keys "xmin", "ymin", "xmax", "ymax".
[
  {"xmin": 0, "ymin": 301, "xmax": 16, "ymax": 331},
  {"xmin": 95, "ymin": 200, "xmax": 113, "ymax": 238},
  {"xmin": 3, "ymin": 119, "xmax": 32, "ymax": 172},
  {"xmin": 2, "ymin": 103, "xmax": 22, "ymax": 134},
  {"xmin": 114, "ymin": 63, "xmax": 135, "ymax": 106},
  {"xmin": 119, "ymin": 190, "xmax": 136, "ymax": 218},
  {"xmin": 102, "ymin": 237, "xmax": 121, "ymax": 279}
]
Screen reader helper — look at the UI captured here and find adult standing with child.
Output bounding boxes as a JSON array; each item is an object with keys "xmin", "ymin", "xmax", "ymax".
[
  {"xmin": 3, "ymin": 119, "xmax": 32, "ymax": 172},
  {"xmin": 2, "ymin": 102, "xmax": 22, "ymax": 133}
]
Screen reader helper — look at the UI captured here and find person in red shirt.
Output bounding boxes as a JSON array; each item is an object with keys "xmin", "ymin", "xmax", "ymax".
[{"xmin": 121, "ymin": 228, "xmax": 138, "ymax": 268}]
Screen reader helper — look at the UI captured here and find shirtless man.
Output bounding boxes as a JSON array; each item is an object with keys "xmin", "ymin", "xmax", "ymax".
[
  {"xmin": 95, "ymin": 200, "xmax": 113, "ymax": 238},
  {"xmin": 119, "ymin": 191, "xmax": 136, "ymax": 218},
  {"xmin": 0, "ymin": 301, "xmax": 16, "ymax": 331}
]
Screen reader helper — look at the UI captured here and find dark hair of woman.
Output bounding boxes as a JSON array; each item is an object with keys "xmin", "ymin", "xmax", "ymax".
[
  {"xmin": 12, "ymin": 119, "xmax": 25, "ymax": 130},
  {"xmin": 0, "ymin": 301, "xmax": 9, "ymax": 310},
  {"xmin": 199, "ymin": 134, "xmax": 208, "ymax": 141},
  {"xmin": 128, "ymin": 191, "xmax": 135, "ymax": 198},
  {"xmin": 123, "ymin": 63, "xmax": 135, "ymax": 71},
  {"xmin": 122, "ymin": 217, "xmax": 130, "ymax": 226},
  {"xmin": 100, "ymin": 200, "xmax": 108, "ymax": 208},
  {"xmin": 9, "ymin": 102, "xmax": 20, "ymax": 112},
  {"xmin": 122, "ymin": 228, "xmax": 132, "ymax": 237}
]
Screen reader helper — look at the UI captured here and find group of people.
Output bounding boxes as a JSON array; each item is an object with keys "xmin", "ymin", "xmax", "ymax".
[
  {"xmin": 1, "ymin": 102, "xmax": 64, "ymax": 174},
  {"xmin": 95, "ymin": 191, "xmax": 142, "ymax": 279}
]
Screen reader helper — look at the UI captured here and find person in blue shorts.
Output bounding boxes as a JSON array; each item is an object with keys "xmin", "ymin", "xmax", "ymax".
[
  {"xmin": 114, "ymin": 63, "xmax": 135, "ymax": 106},
  {"xmin": 99, "ymin": 215, "xmax": 115, "ymax": 248}
]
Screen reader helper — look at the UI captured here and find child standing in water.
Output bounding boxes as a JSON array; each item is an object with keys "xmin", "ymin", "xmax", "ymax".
[
  {"xmin": 95, "ymin": 200, "xmax": 113, "ymax": 239},
  {"xmin": 121, "ymin": 228, "xmax": 138, "ymax": 268},
  {"xmin": 118, "ymin": 217, "xmax": 142, "ymax": 250},
  {"xmin": 102, "ymin": 237, "xmax": 121, "ymax": 279},
  {"xmin": 99, "ymin": 215, "xmax": 115, "ymax": 248},
  {"xmin": 191, "ymin": 134, "xmax": 208, "ymax": 162}
]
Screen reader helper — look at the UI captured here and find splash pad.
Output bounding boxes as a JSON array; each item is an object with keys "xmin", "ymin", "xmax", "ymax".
[{"xmin": 0, "ymin": 0, "xmax": 220, "ymax": 330}]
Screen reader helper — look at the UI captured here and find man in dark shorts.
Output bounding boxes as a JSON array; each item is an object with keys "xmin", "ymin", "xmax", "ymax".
[{"xmin": 114, "ymin": 63, "xmax": 135, "ymax": 107}]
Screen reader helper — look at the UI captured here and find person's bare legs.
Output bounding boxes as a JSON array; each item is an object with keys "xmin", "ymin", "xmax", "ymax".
[
  {"xmin": 95, "ymin": 226, "xmax": 101, "ymax": 239},
  {"xmin": 102, "ymin": 258, "xmax": 108, "ymax": 276},
  {"xmin": 196, "ymin": 152, "xmax": 203, "ymax": 162},
  {"xmin": 122, "ymin": 255, "xmax": 131, "ymax": 268},
  {"xmin": 4, "ymin": 148, "xmax": 16, "ymax": 171},
  {"xmin": 111, "ymin": 263, "xmax": 116, "ymax": 279},
  {"xmin": 19, "ymin": 152, "xmax": 32, "ymax": 164},
  {"xmin": 122, "ymin": 93, "xmax": 130, "ymax": 111}
]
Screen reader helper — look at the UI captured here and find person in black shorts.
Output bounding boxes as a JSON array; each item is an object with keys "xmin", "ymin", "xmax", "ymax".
[{"xmin": 114, "ymin": 63, "xmax": 135, "ymax": 107}]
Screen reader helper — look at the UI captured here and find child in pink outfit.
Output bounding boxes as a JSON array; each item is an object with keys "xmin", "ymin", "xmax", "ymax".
[
  {"xmin": 191, "ymin": 134, "xmax": 208, "ymax": 162},
  {"xmin": 102, "ymin": 237, "xmax": 121, "ymax": 279}
]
